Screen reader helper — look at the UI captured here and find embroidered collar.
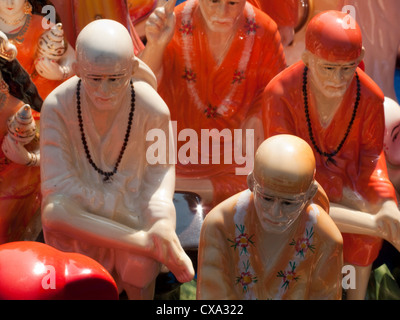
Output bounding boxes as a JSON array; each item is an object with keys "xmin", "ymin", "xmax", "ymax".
[{"xmin": 229, "ymin": 190, "xmax": 319, "ymax": 300}]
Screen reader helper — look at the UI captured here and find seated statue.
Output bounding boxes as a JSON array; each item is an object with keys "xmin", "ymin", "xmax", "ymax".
[
  {"xmin": 197, "ymin": 134, "xmax": 343, "ymax": 300},
  {"xmin": 262, "ymin": 10, "xmax": 400, "ymax": 300},
  {"xmin": 141, "ymin": 0, "xmax": 287, "ymax": 211},
  {"xmin": 40, "ymin": 19, "xmax": 194, "ymax": 300}
]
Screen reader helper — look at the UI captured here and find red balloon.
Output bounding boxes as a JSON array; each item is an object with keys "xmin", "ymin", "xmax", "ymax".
[{"xmin": 0, "ymin": 241, "xmax": 119, "ymax": 300}]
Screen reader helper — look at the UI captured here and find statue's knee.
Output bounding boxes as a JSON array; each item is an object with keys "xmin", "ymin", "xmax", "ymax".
[
  {"xmin": 41, "ymin": 196, "xmax": 63, "ymax": 228},
  {"xmin": 42, "ymin": 195, "xmax": 79, "ymax": 222}
]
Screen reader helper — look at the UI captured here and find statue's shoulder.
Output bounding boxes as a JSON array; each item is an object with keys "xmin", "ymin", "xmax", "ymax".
[
  {"xmin": 308, "ymin": 203, "xmax": 343, "ymax": 249},
  {"xmin": 357, "ymin": 68, "xmax": 385, "ymax": 103},
  {"xmin": 42, "ymin": 76, "xmax": 79, "ymax": 113},
  {"xmin": 264, "ymin": 61, "xmax": 304, "ymax": 96},
  {"xmin": 206, "ymin": 190, "xmax": 253, "ymax": 225},
  {"xmin": 133, "ymin": 79, "xmax": 171, "ymax": 118}
]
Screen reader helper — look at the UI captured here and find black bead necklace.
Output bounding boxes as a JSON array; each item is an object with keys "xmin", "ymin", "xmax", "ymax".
[
  {"xmin": 302, "ymin": 66, "xmax": 361, "ymax": 166},
  {"xmin": 76, "ymin": 79, "xmax": 135, "ymax": 182}
]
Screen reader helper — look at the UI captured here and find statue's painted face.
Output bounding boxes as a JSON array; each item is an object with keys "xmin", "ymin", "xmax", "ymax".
[
  {"xmin": 249, "ymin": 135, "xmax": 317, "ymax": 234},
  {"xmin": 253, "ymin": 180, "xmax": 309, "ymax": 234},
  {"xmin": 385, "ymin": 122, "xmax": 400, "ymax": 165},
  {"xmin": 384, "ymin": 98, "xmax": 400, "ymax": 166},
  {"xmin": 198, "ymin": 0, "xmax": 246, "ymax": 33},
  {"xmin": 0, "ymin": 0, "xmax": 26, "ymax": 19},
  {"xmin": 79, "ymin": 60, "xmax": 132, "ymax": 111},
  {"xmin": 307, "ymin": 53, "xmax": 359, "ymax": 99},
  {"xmin": 75, "ymin": 20, "xmax": 136, "ymax": 111}
]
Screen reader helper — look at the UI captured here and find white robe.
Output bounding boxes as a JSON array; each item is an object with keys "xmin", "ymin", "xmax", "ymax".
[{"xmin": 40, "ymin": 75, "xmax": 175, "ymax": 288}]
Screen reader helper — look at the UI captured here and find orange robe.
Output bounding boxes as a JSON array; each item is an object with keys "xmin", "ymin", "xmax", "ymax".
[
  {"xmin": 247, "ymin": 0, "xmax": 299, "ymax": 27},
  {"xmin": 262, "ymin": 61, "xmax": 397, "ymax": 266},
  {"xmin": 51, "ymin": 0, "xmax": 144, "ymax": 54},
  {"xmin": 5, "ymin": 14, "xmax": 65, "ymax": 100},
  {"xmin": 0, "ymin": 96, "xmax": 41, "ymax": 244},
  {"xmin": 197, "ymin": 189, "xmax": 343, "ymax": 300},
  {"xmin": 158, "ymin": 0, "xmax": 286, "ymax": 209}
]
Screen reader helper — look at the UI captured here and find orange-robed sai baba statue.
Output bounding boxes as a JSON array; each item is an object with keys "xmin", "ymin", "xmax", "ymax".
[
  {"xmin": 141, "ymin": 0, "xmax": 286, "ymax": 212},
  {"xmin": 262, "ymin": 10, "xmax": 400, "ymax": 300}
]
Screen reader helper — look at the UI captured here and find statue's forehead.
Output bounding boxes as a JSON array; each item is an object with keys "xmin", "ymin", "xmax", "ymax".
[
  {"xmin": 254, "ymin": 180, "xmax": 307, "ymax": 201},
  {"xmin": 80, "ymin": 62, "xmax": 130, "ymax": 75},
  {"xmin": 77, "ymin": 48, "xmax": 132, "ymax": 74},
  {"xmin": 310, "ymin": 53, "xmax": 358, "ymax": 67},
  {"xmin": 79, "ymin": 50, "xmax": 127, "ymax": 64},
  {"xmin": 199, "ymin": 0, "xmax": 246, "ymax": 6}
]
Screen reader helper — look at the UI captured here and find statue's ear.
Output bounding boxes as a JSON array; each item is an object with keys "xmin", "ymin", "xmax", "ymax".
[
  {"xmin": 247, "ymin": 172, "xmax": 255, "ymax": 192},
  {"xmin": 131, "ymin": 56, "xmax": 139, "ymax": 75},
  {"xmin": 302, "ymin": 50, "xmax": 311, "ymax": 67},
  {"xmin": 358, "ymin": 47, "xmax": 365, "ymax": 64},
  {"xmin": 73, "ymin": 61, "xmax": 79, "ymax": 77},
  {"xmin": 133, "ymin": 57, "xmax": 158, "ymax": 90},
  {"xmin": 306, "ymin": 181, "xmax": 318, "ymax": 202}
]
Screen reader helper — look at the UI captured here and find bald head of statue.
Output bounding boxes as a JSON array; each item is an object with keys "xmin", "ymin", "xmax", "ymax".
[
  {"xmin": 248, "ymin": 134, "xmax": 318, "ymax": 233},
  {"xmin": 74, "ymin": 19, "xmax": 139, "ymax": 110},
  {"xmin": 76, "ymin": 19, "xmax": 136, "ymax": 73}
]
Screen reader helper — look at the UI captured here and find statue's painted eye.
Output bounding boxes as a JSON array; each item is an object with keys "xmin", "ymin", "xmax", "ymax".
[
  {"xmin": 262, "ymin": 195, "xmax": 274, "ymax": 202},
  {"xmin": 393, "ymin": 129, "xmax": 400, "ymax": 142}
]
